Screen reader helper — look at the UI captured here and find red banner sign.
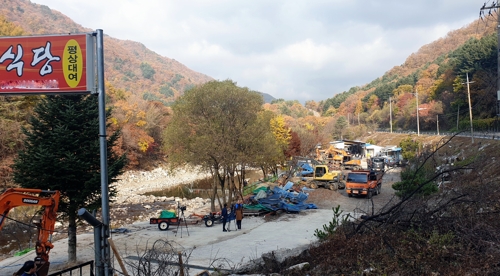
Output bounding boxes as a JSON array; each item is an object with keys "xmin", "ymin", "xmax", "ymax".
[{"xmin": 0, "ymin": 33, "xmax": 95, "ymax": 94}]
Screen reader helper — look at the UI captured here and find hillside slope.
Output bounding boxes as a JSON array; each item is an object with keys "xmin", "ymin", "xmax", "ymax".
[{"xmin": 319, "ymin": 17, "xmax": 497, "ymax": 133}]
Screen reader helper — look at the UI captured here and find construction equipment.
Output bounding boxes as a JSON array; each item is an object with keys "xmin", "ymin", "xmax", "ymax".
[
  {"xmin": 317, "ymin": 145, "xmax": 362, "ymax": 170},
  {"xmin": 282, "ymin": 157, "xmax": 320, "ymax": 184},
  {"xmin": 0, "ymin": 188, "xmax": 60, "ymax": 276},
  {"xmin": 330, "ymin": 148, "xmax": 363, "ymax": 170},
  {"xmin": 308, "ymin": 164, "xmax": 345, "ymax": 190},
  {"xmin": 343, "ymin": 158, "xmax": 362, "ymax": 170},
  {"xmin": 318, "ymin": 145, "xmax": 344, "ymax": 164}
]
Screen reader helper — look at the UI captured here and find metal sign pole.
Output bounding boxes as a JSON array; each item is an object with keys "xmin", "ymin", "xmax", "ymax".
[{"xmin": 96, "ymin": 29, "xmax": 111, "ymax": 276}]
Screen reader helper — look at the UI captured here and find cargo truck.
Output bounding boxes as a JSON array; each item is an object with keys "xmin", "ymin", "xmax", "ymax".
[{"xmin": 345, "ymin": 170, "xmax": 382, "ymax": 198}]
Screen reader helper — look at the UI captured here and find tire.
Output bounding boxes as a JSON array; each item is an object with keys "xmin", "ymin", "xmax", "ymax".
[
  {"xmin": 348, "ymin": 192, "xmax": 353, "ymax": 197},
  {"xmin": 309, "ymin": 182, "xmax": 318, "ymax": 189},
  {"xmin": 367, "ymin": 190, "xmax": 373, "ymax": 199},
  {"xmin": 205, "ymin": 219, "xmax": 214, "ymax": 227},
  {"xmin": 158, "ymin": 221, "xmax": 169, "ymax": 231},
  {"xmin": 339, "ymin": 181, "xmax": 346, "ymax": 189},
  {"xmin": 377, "ymin": 185, "xmax": 381, "ymax": 195},
  {"xmin": 328, "ymin": 182, "xmax": 338, "ymax": 190}
]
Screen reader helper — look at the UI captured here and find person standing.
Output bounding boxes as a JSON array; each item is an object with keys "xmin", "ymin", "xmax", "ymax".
[
  {"xmin": 20, "ymin": 260, "xmax": 38, "ymax": 276},
  {"xmin": 235, "ymin": 201, "xmax": 243, "ymax": 230},
  {"xmin": 221, "ymin": 203, "xmax": 228, "ymax": 232}
]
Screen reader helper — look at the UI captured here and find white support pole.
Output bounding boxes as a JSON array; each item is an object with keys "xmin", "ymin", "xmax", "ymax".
[
  {"xmin": 437, "ymin": 115, "xmax": 439, "ymax": 135},
  {"xmin": 389, "ymin": 97, "xmax": 393, "ymax": 133},
  {"xmin": 415, "ymin": 87, "xmax": 420, "ymax": 136},
  {"xmin": 465, "ymin": 73, "xmax": 474, "ymax": 143}
]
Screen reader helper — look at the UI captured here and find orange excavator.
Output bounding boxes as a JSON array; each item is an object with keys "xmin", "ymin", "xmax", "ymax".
[
  {"xmin": 316, "ymin": 145, "xmax": 344, "ymax": 164},
  {"xmin": 0, "ymin": 188, "xmax": 60, "ymax": 276},
  {"xmin": 318, "ymin": 145, "xmax": 362, "ymax": 170}
]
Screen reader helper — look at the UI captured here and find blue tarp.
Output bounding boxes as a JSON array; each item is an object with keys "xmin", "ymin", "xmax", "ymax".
[
  {"xmin": 248, "ymin": 181, "xmax": 318, "ymax": 213},
  {"xmin": 297, "ymin": 163, "xmax": 314, "ymax": 176}
]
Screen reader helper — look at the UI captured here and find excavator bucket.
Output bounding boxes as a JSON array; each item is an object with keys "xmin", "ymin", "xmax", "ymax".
[
  {"xmin": 13, "ymin": 260, "xmax": 49, "ymax": 276},
  {"xmin": 37, "ymin": 260, "xmax": 50, "ymax": 276}
]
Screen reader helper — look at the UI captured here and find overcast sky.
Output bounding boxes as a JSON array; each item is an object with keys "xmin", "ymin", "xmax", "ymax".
[{"xmin": 31, "ymin": 0, "xmax": 483, "ymax": 103}]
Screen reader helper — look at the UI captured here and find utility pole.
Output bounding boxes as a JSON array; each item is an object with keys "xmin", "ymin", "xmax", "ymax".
[
  {"xmin": 415, "ymin": 87, "xmax": 420, "ymax": 136},
  {"xmin": 480, "ymin": 3, "xmax": 500, "ymax": 128},
  {"xmin": 389, "ymin": 96, "xmax": 393, "ymax": 133},
  {"xmin": 463, "ymin": 73, "xmax": 475, "ymax": 143},
  {"xmin": 437, "ymin": 115, "xmax": 439, "ymax": 135}
]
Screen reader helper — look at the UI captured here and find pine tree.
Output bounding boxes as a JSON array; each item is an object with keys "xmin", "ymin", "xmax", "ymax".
[{"xmin": 12, "ymin": 95, "xmax": 126, "ymax": 262}]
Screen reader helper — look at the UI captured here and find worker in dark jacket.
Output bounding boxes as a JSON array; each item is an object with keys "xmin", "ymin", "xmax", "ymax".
[
  {"xmin": 221, "ymin": 203, "xmax": 228, "ymax": 232},
  {"xmin": 20, "ymin": 260, "xmax": 38, "ymax": 276}
]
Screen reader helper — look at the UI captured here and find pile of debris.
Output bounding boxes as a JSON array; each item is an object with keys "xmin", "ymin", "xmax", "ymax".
[{"xmin": 243, "ymin": 181, "xmax": 317, "ymax": 215}]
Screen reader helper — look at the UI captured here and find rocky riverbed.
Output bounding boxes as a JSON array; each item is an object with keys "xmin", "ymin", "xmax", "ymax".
[{"xmin": 103, "ymin": 166, "xmax": 214, "ymax": 231}]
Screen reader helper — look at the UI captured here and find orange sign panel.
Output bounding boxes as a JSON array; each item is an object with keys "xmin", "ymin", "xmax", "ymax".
[{"xmin": 0, "ymin": 33, "xmax": 94, "ymax": 94}]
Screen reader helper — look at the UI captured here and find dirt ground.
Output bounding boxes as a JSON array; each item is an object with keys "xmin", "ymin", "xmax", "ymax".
[
  {"xmin": 306, "ymin": 167, "xmax": 400, "ymax": 216},
  {"xmin": 0, "ymin": 167, "xmax": 401, "ymax": 276},
  {"xmin": 9, "ymin": 131, "xmax": 494, "ymax": 275}
]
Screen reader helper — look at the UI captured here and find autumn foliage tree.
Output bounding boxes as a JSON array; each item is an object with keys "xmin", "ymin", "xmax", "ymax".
[
  {"xmin": 284, "ymin": 131, "xmax": 301, "ymax": 158},
  {"xmin": 162, "ymin": 80, "xmax": 279, "ymax": 209}
]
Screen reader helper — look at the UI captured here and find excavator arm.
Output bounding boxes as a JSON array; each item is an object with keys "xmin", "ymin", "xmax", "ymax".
[{"xmin": 0, "ymin": 188, "xmax": 60, "ymax": 276}]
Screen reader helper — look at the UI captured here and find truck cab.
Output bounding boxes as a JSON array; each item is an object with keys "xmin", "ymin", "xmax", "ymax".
[
  {"xmin": 345, "ymin": 170, "xmax": 382, "ymax": 198},
  {"xmin": 370, "ymin": 157, "xmax": 386, "ymax": 172}
]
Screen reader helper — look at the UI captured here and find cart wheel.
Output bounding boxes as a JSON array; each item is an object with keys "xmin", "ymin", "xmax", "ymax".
[
  {"xmin": 205, "ymin": 219, "xmax": 214, "ymax": 227},
  {"xmin": 158, "ymin": 221, "xmax": 169, "ymax": 231}
]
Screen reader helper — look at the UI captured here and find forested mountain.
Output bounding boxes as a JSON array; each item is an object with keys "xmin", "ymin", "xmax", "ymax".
[
  {"xmin": 1, "ymin": 0, "xmax": 498, "ymax": 179},
  {"xmin": 317, "ymin": 18, "xmax": 498, "ymax": 133}
]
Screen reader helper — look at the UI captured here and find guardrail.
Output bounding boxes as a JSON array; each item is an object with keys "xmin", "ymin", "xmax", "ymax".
[
  {"xmin": 48, "ymin": 260, "xmax": 94, "ymax": 276},
  {"xmin": 375, "ymin": 130, "xmax": 500, "ymax": 140}
]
